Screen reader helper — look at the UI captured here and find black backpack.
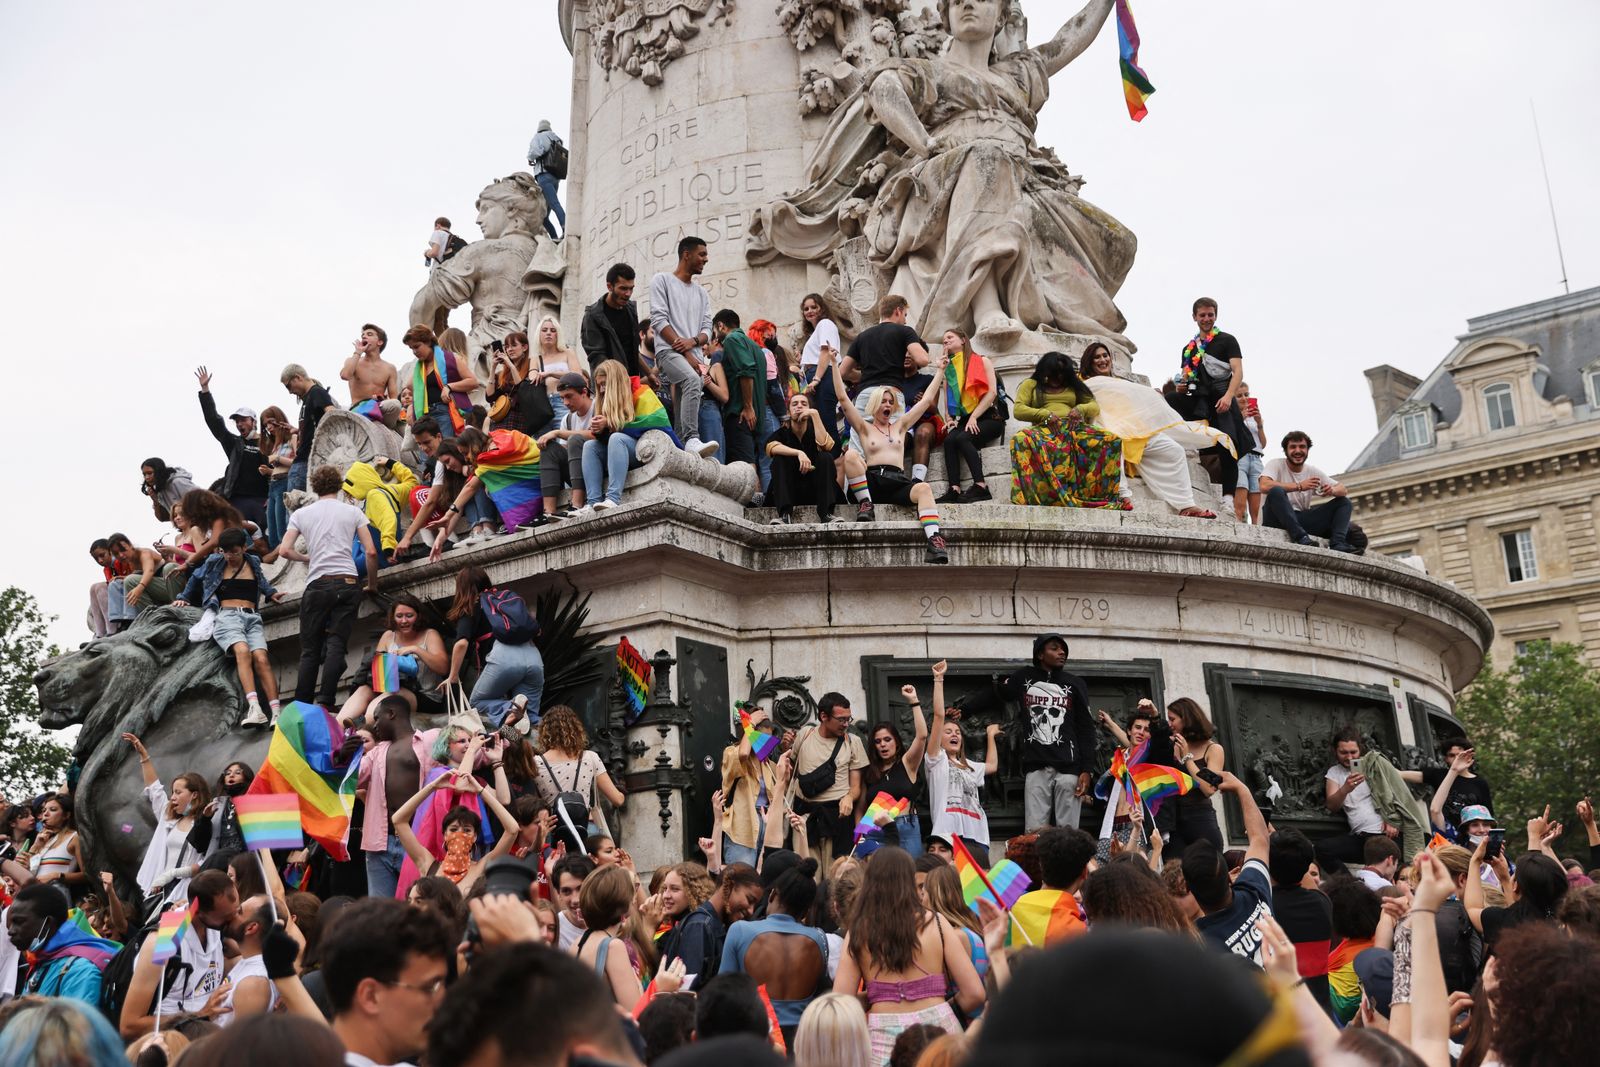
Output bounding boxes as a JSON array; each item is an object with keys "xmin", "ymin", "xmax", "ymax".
[
  {"xmin": 100, "ymin": 913, "xmax": 185, "ymax": 1025},
  {"xmin": 540, "ymin": 754, "xmax": 593, "ymax": 852},
  {"xmin": 440, "ymin": 232, "xmax": 469, "ymax": 263},
  {"xmin": 541, "ymin": 138, "xmax": 569, "ymax": 181}
]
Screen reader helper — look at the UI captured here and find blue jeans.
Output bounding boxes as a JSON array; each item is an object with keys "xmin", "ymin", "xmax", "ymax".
[
  {"xmin": 535, "ymin": 172, "xmax": 565, "ymax": 238},
  {"xmin": 464, "ymin": 486, "xmax": 499, "ymax": 529},
  {"xmin": 862, "ymin": 812, "xmax": 923, "ymax": 859},
  {"xmin": 698, "ymin": 402, "xmax": 725, "ymax": 463},
  {"xmin": 365, "ymin": 831, "xmax": 406, "ymax": 898},
  {"xmin": 581, "ymin": 433, "xmax": 640, "ymax": 505},
  {"xmin": 427, "ymin": 401, "xmax": 458, "ymax": 440},
  {"xmin": 471, "ymin": 640, "xmax": 545, "ymax": 727},
  {"xmin": 288, "ymin": 460, "xmax": 307, "ymax": 493},
  {"xmin": 723, "ymin": 821, "xmax": 764, "ymax": 868},
  {"xmin": 756, "ymin": 406, "xmax": 780, "ymax": 492},
  {"xmin": 266, "ymin": 478, "xmax": 289, "ymax": 548}
]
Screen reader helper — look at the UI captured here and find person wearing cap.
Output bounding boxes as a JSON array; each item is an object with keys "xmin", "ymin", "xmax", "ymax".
[
  {"xmin": 532, "ymin": 371, "xmax": 595, "ymax": 526},
  {"xmin": 1456, "ymin": 805, "xmax": 1497, "ymax": 849},
  {"xmin": 1423, "ymin": 739, "xmax": 1494, "ymax": 842},
  {"xmin": 1350, "ymin": 946, "xmax": 1394, "ymax": 1029},
  {"xmin": 194, "ymin": 364, "xmax": 270, "ymax": 528},
  {"xmin": 1002, "ymin": 634, "xmax": 1096, "ymax": 833}
]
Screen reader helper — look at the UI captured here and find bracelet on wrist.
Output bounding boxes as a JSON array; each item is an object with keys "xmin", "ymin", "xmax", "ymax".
[{"xmin": 1409, "ymin": 907, "xmax": 1439, "ymax": 917}]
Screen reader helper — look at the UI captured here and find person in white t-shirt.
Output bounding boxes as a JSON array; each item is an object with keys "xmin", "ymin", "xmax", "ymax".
[
  {"xmin": 532, "ymin": 372, "xmax": 594, "ymax": 524},
  {"xmin": 424, "ymin": 216, "xmax": 452, "ymax": 270},
  {"xmin": 798, "ymin": 292, "xmax": 844, "ymax": 386},
  {"xmin": 277, "ymin": 465, "xmax": 379, "ymax": 707},
  {"xmin": 1318, "ymin": 726, "xmax": 1399, "ymax": 874},
  {"xmin": 1259, "ymin": 430, "xmax": 1356, "ymax": 552},
  {"xmin": 216, "ymin": 895, "xmax": 280, "ymax": 1026},
  {"xmin": 923, "ymin": 659, "xmax": 1003, "ymax": 865}
]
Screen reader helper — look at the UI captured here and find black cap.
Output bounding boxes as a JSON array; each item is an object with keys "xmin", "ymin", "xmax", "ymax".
[{"xmin": 1353, "ymin": 947, "xmax": 1394, "ymax": 1018}]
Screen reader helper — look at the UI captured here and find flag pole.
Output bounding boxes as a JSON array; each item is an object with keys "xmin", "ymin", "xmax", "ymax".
[
  {"xmin": 1007, "ymin": 911, "xmax": 1036, "ymax": 947},
  {"xmin": 256, "ymin": 849, "xmax": 280, "ymax": 924}
]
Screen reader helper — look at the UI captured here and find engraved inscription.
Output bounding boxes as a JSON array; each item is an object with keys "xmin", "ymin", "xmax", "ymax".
[{"xmin": 1234, "ymin": 608, "xmax": 1369, "ymax": 650}]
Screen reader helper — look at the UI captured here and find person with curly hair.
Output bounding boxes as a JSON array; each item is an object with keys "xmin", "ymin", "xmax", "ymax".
[
  {"xmin": 1481, "ymin": 923, "xmax": 1600, "ymax": 1067},
  {"xmin": 531, "ymin": 705, "xmax": 627, "ymax": 843},
  {"xmin": 1082, "ymin": 860, "xmax": 1193, "ymax": 935}
]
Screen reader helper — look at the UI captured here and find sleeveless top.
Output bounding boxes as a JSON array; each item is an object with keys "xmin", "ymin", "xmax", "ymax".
[
  {"xmin": 29, "ymin": 831, "xmax": 77, "ymax": 879},
  {"xmin": 870, "ymin": 760, "xmax": 919, "ymax": 806},
  {"xmin": 863, "ymin": 915, "xmax": 949, "ymax": 1005}
]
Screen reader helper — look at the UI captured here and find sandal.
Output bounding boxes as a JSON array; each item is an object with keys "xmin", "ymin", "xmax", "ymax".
[{"xmin": 1179, "ymin": 507, "xmax": 1217, "ymax": 519}]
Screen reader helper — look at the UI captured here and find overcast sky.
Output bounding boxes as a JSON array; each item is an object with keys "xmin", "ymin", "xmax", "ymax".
[{"xmin": 3, "ymin": 1, "xmax": 1596, "ymax": 648}]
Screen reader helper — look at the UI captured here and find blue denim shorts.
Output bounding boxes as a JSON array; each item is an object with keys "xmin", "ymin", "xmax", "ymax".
[
  {"xmin": 1238, "ymin": 451, "xmax": 1264, "ymax": 492},
  {"xmin": 212, "ymin": 606, "xmax": 266, "ymax": 652}
]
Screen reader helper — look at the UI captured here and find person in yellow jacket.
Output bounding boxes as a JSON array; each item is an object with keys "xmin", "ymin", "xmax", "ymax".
[{"xmin": 341, "ymin": 458, "xmax": 418, "ymax": 554}]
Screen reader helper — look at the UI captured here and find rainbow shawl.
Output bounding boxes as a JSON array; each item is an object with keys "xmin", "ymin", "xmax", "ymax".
[
  {"xmin": 621, "ymin": 377, "xmax": 680, "ymax": 446},
  {"xmin": 943, "ymin": 349, "xmax": 991, "ymax": 419},
  {"xmin": 351, "ymin": 398, "xmax": 385, "ymax": 422},
  {"xmin": 410, "ymin": 346, "xmax": 469, "ymax": 433},
  {"xmin": 472, "ymin": 428, "xmax": 542, "ymax": 529},
  {"xmin": 1115, "ymin": 0, "xmax": 1155, "ymax": 122},
  {"xmin": 1009, "ymin": 888, "xmax": 1086, "ymax": 947},
  {"xmin": 1328, "ymin": 937, "xmax": 1373, "ymax": 1024},
  {"xmin": 248, "ymin": 702, "xmax": 362, "ymax": 861}
]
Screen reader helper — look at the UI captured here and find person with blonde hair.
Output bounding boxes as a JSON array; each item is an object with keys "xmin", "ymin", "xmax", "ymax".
[
  {"xmin": 574, "ymin": 865, "xmax": 645, "ymax": 1010},
  {"xmin": 533, "ymin": 314, "xmax": 576, "ymax": 424},
  {"xmin": 795, "ymin": 991, "xmax": 873, "ymax": 1067},
  {"xmin": 575, "ymin": 358, "xmax": 657, "ymax": 514}
]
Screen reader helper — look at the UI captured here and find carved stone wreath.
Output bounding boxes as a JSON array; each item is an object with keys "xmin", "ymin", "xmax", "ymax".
[
  {"xmin": 593, "ymin": 0, "xmax": 737, "ymax": 86},
  {"xmin": 744, "ymin": 659, "xmax": 818, "ymax": 731},
  {"xmin": 777, "ymin": 0, "xmax": 948, "ymax": 114}
]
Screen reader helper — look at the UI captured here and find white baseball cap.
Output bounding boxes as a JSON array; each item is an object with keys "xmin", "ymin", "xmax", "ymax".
[{"xmin": 230, "ymin": 406, "xmax": 258, "ymax": 420}]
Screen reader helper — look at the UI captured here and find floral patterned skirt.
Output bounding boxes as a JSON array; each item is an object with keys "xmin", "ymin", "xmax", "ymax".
[{"xmin": 1009, "ymin": 424, "xmax": 1130, "ymax": 509}]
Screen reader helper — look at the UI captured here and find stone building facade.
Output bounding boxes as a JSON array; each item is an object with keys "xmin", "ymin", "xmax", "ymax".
[{"xmin": 1341, "ymin": 286, "xmax": 1600, "ymax": 667}]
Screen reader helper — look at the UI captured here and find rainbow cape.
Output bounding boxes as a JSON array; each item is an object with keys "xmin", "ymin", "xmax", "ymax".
[
  {"xmin": 151, "ymin": 899, "xmax": 198, "ymax": 965},
  {"xmin": 1115, "ymin": 0, "xmax": 1155, "ymax": 122},
  {"xmin": 232, "ymin": 792, "xmax": 306, "ymax": 852},
  {"xmin": 248, "ymin": 701, "xmax": 363, "ymax": 861},
  {"xmin": 943, "ymin": 349, "xmax": 991, "ymax": 419},
  {"xmin": 371, "ymin": 652, "xmax": 400, "ymax": 694},
  {"xmin": 952, "ymin": 836, "xmax": 1032, "ymax": 913},
  {"xmin": 473, "ymin": 428, "xmax": 543, "ymax": 530},
  {"xmin": 622, "ymin": 378, "xmax": 680, "ymax": 445},
  {"xmin": 410, "ymin": 346, "xmax": 467, "ymax": 433},
  {"xmin": 1329, "ymin": 937, "xmax": 1373, "ymax": 1024},
  {"xmin": 617, "ymin": 637, "xmax": 651, "ymax": 723},
  {"xmin": 853, "ymin": 791, "xmax": 911, "ymax": 839},
  {"xmin": 739, "ymin": 708, "xmax": 781, "ymax": 763},
  {"xmin": 1008, "ymin": 888, "xmax": 1086, "ymax": 947}
]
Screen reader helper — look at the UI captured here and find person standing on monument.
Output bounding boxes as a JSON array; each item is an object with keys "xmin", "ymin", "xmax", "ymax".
[
  {"xmin": 838, "ymin": 295, "xmax": 930, "ymax": 450},
  {"xmin": 527, "ymin": 119, "xmax": 566, "ymax": 239},
  {"xmin": 340, "ymin": 323, "xmax": 400, "ymax": 424},
  {"xmin": 279, "ymin": 364, "xmax": 337, "ymax": 492},
  {"xmin": 581, "ymin": 263, "xmax": 645, "ymax": 376},
  {"xmin": 1173, "ymin": 297, "xmax": 1251, "ymax": 499},
  {"xmin": 712, "ymin": 309, "xmax": 768, "ymax": 467},
  {"xmin": 194, "ymin": 366, "xmax": 270, "ymax": 529},
  {"xmin": 1002, "ymin": 634, "xmax": 1095, "ymax": 832},
  {"xmin": 650, "ymin": 236, "xmax": 720, "ymax": 458}
]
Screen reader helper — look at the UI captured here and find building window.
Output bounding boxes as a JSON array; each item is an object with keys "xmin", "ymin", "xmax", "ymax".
[
  {"xmin": 1587, "ymin": 365, "xmax": 1600, "ymax": 408},
  {"xmin": 1501, "ymin": 529, "xmax": 1538, "ymax": 583},
  {"xmin": 1484, "ymin": 382, "xmax": 1516, "ymax": 431},
  {"xmin": 1514, "ymin": 638, "xmax": 1551, "ymax": 658},
  {"xmin": 1399, "ymin": 409, "xmax": 1432, "ymax": 449}
]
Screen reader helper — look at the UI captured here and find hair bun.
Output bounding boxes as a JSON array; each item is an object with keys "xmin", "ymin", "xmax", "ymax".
[{"xmin": 797, "ymin": 858, "xmax": 819, "ymax": 879}]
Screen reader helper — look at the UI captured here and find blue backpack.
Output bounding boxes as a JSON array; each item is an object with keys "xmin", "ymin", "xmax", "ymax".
[
  {"xmin": 351, "ymin": 522, "xmax": 390, "ymax": 578},
  {"xmin": 480, "ymin": 588, "xmax": 538, "ymax": 644}
]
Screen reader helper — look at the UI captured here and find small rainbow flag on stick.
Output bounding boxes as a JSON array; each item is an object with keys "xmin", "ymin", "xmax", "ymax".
[
  {"xmin": 952, "ymin": 836, "xmax": 1033, "ymax": 914},
  {"xmin": 617, "ymin": 638, "xmax": 651, "ymax": 723},
  {"xmin": 232, "ymin": 793, "xmax": 306, "ymax": 852},
  {"xmin": 371, "ymin": 653, "xmax": 400, "ymax": 694},
  {"xmin": 151, "ymin": 899, "xmax": 198, "ymax": 965},
  {"xmin": 853, "ymin": 791, "xmax": 911, "ymax": 839},
  {"xmin": 1127, "ymin": 763, "xmax": 1193, "ymax": 806},
  {"xmin": 740, "ymin": 708, "xmax": 781, "ymax": 762},
  {"xmin": 1115, "ymin": 0, "xmax": 1155, "ymax": 122}
]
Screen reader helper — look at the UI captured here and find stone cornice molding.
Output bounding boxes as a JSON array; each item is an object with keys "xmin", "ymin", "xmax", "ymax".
[{"xmin": 1346, "ymin": 445, "xmax": 1600, "ymax": 511}]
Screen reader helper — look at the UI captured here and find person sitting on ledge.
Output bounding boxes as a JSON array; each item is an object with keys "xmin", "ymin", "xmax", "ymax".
[
  {"xmin": 103, "ymin": 532, "xmax": 184, "ymax": 632},
  {"xmin": 822, "ymin": 344, "xmax": 949, "ymax": 563},
  {"xmin": 427, "ymin": 426, "xmax": 541, "ymax": 555},
  {"xmin": 1259, "ymin": 430, "xmax": 1356, "ymax": 552},
  {"xmin": 87, "ymin": 537, "xmax": 131, "ymax": 638},
  {"xmin": 574, "ymin": 359, "xmax": 665, "ymax": 517},
  {"xmin": 341, "ymin": 457, "xmax": 418, "ymax": 565},
  {"xmin": 173, "ymin": 526, "xmax": 284, "ymax": 725},
  {"xmin": 336, "ymin": 593, "xmax": 449, "ymax": 729},
  {"xmin": 765, "ymin": 391, "xmax": 839, "ymax": 525},
  {"xmin": 532, "ymin": 371, "xmax": 595, "ymax": 525},
  {"xmin": 935, "ymin": 329, "xmax": 1003, "ymax": 503},
  {"xmin": 1009, "ymin": 351, "xmax": 1128, "ymax": 510},
  {"xmin": 1317, "ymin": 726, "xmax": 1400, "ymax": 874}
]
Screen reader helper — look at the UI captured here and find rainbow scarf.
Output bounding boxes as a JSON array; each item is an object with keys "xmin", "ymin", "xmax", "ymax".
[
  {"xmin": 351, "ymin": 398, "xmax": 385, "ymax": 423},
  {"xmin": 1115, "ymin": 0, "xmax": 1155, "ymax": 122},
  {"xmin": 1180, "ymin": 329, "xmax": 1219, "ymax": 385},
  {"xmin": 617, "ymin": 638, "xmax": 651, "ymax": 723},
  {"xmin": 621, "ymin": 377, "xmax": 680, "ymax": 445},
  {"xmin": 232, "ymin": 793, "xmax": 306, "ymax": 852},
  {"xmin": 1008, "ymin": 888, "xmax": 1086, "ymax": 947},
  {"xmin": 410, "ymin": 346, "xmax": 467, "ymax": 433},
  {"xmin": 472, "ymin": 428, "xmax": 543, "ymax": 530},
  {"xmin": 942, "ymin": 349, "xmax": 991, "ymax": 419},
  {"xmin": 853, "ymin": 791, "xmax": 911, "ymax": 839},
  {"xmin": 248, "ymin": 701, "xmax": 363, "ymax": 861}
]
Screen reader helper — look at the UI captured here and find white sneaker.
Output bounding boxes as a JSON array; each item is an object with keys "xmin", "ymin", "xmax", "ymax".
[
  {"xmin": 593, "ymin": 499, "xmax": 618, "ymax": 511},
  {"xmin": 242, "ymin": 700, "xmax": 269, "ymax": 727},
  {"xmin": 686, "ymin": 438, "xmax": 719, "ymax": 458},
  {"xmin": 570, "ymin": 505, "xmax": 596, "ymax": 518}
]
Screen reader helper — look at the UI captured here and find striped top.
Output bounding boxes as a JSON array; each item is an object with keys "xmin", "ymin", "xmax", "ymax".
[{"xmin": 29, "ymin": 830, "xmax": 78, "ymax": 879}]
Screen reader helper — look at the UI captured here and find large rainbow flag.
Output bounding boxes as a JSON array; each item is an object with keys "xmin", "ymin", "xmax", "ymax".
[
  {"xmin": 1008, "ymin": 888, "xmax": 1086, "ymax": 947},
  {"xmin": 248, "ymin": 701, "xmax": 363, "ymax": 861},
  {"xmin": 618, "ymin": 637, "xmax": 651, "ymax": 723},
  {"xmin": 1115, "ymin": 0, "xmax": 1155, "ymax": 122},
  {"xmin": 473, "ymin": 428, "xmax": 543, "ymax": 530},
  {"xmin": 622, "ymin": 378, "xmax": 680, "ymax": 445},
  {"xmin": 942, "ymin": 349, "xmax": 992, "ymax": 420}
]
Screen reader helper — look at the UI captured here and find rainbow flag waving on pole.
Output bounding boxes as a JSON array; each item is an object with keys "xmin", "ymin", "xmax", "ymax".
[
  {"xmin": 232, "ymin": 793, "xmax": 307, "ymax": 852},
  {"xmin": 1127, "ymin": 763, "xmax": 1193, "ymax": 807},
  {"xmin": 1115, "ymin": 0, "xmax": 1155, "ymax": 122},
  {"xmin": 740, "ymin": 708, "xmax": 782, "ymax": 763},
  {"xmin": 617, "ymin": 638, "xmax": 651, "ymax": 723},
  {"xmin": 622, "ymin": 378, "xmax": 681, "ymax": 446},
  {"xmin": 472, "ymin": 428, "xmax": 543, "ymax": 530},
  {"xmin": 249, "ymin": 702, "xmax": 363, "ymax": 861},
  {"xmin": 952, "ymin": 836, "xmax": 1033, "ymax": 912},
  {"xmin": 853, "ymin": 791, "xmax": 911, "ymax": 839},
  {"xmin": 151, "ymin": 899, "xmax": 198, "ymax": 965}
]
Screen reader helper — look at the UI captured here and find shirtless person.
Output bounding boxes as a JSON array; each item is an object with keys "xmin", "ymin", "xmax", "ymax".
[
  {"xmin": 341, "ymin": 323, "xmax": 400, "ymax": 426},
  {"xmin": 349, "ymin": 693, "xmax": 427, "ymax": 900},
  {"xmin": 823, "ymin": 346, "xmax": 950, "ymax": 563}
]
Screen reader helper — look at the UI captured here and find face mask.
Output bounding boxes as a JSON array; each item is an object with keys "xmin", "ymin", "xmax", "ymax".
[
  {"xmin": 1468, "ymin": 834, "xmax": 1487, "ymax": 848},
  {"xmin": 225, "ymin": 781, "xmax": 249, "ymax": 797}
]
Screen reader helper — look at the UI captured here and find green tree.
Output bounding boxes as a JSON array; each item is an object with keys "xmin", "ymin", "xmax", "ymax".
[
  {"xmin": 1455, "ymin": 642, "xmax": 1600, "ymax": 855},
  {"xmin": 0, "ymin": 587, "xmax": 73, "ymax": 796}
]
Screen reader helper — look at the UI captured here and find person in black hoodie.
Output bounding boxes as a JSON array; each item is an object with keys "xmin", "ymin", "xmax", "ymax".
[
  {"xmin": 195, "ymin": 366, "xmax": 270, "ymax": 527},
  {"xmin": 1003, "ymin": 633, "xmax": 1096, "ymax": 832}
]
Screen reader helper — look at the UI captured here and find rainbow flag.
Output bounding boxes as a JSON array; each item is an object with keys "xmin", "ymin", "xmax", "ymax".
[
  {"xmin": 472, "ymin": 428, "xmax": 543, "ymax": 530},
  {"xmin": 853, "ymin": 790, "xmax": 911, "ymax": 839},
  {"xmin": 740, "ymin": 709, "xmax": 782, "ymax": 763},
  {"xmin": 978, "ymin": 859, "xmax": 1032, "ymax": 911},
  {"xmin": 1115, "ymin": 0, "xmax": 1155, "ymax": 122},
  {"xmin": 1127, "ymin": 763, "xmax": 1193, "ymax": 807},
  {"xmin": 371, "ymin": 652, "xmax": 400, "ymax": 694},
  {"xmin": 1427, "ymin": 832, "xmax": 1451, "ymax": 851},
  {"xmin": 1009, "ymin": 888, "xmax": 1086, "ymax": 947},
  {"xmin": 622, "ymin": 378, "xmax": 680, "ymax": 445},
  {"xmin": 617, "ymin": 638, "xmax": 651, "ymax": 723},
  {"xmin": 942, "ymin": 349, "xmax": 991, "ymax": 419},
  {"xmin": 151, "ymin": 899, "xmax": 198, "ymax": 965},
  {"xmin": 952, "ymin": 836, "xmax": 1031, "ymax": 913},
  {"xmin": 248, "ymin": 702, "xmax": 363, "ymax": 862},
  {"xmin": 232, "ymin": 793, "xmax": 306, "ymax": 852}
]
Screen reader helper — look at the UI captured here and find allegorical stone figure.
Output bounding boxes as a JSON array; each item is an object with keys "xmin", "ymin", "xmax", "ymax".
[{"xmin": 751, "ymin": 0, "xmax": 1136, "ymax": 350}]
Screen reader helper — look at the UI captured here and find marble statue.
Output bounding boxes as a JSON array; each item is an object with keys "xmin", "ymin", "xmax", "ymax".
[
  {"xmin": 409, "ymin": 173, "xmax": 565, "ymax": 387},
  {"xmin": 33, "ymin": 607, "xmax": 269, "ymax": 894},
  {"xmin": 750, "ymin": 0, "xmax": 1137, "ymax": 352},
  {"xmin": 593, "ymin": 0, "xmax": 737, "ymax": 85}
]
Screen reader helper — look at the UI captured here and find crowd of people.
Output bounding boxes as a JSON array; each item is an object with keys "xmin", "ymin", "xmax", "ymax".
[{"xmin": 5, "ymin": 629, "xmax": 1599, "ymax": 1067}]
